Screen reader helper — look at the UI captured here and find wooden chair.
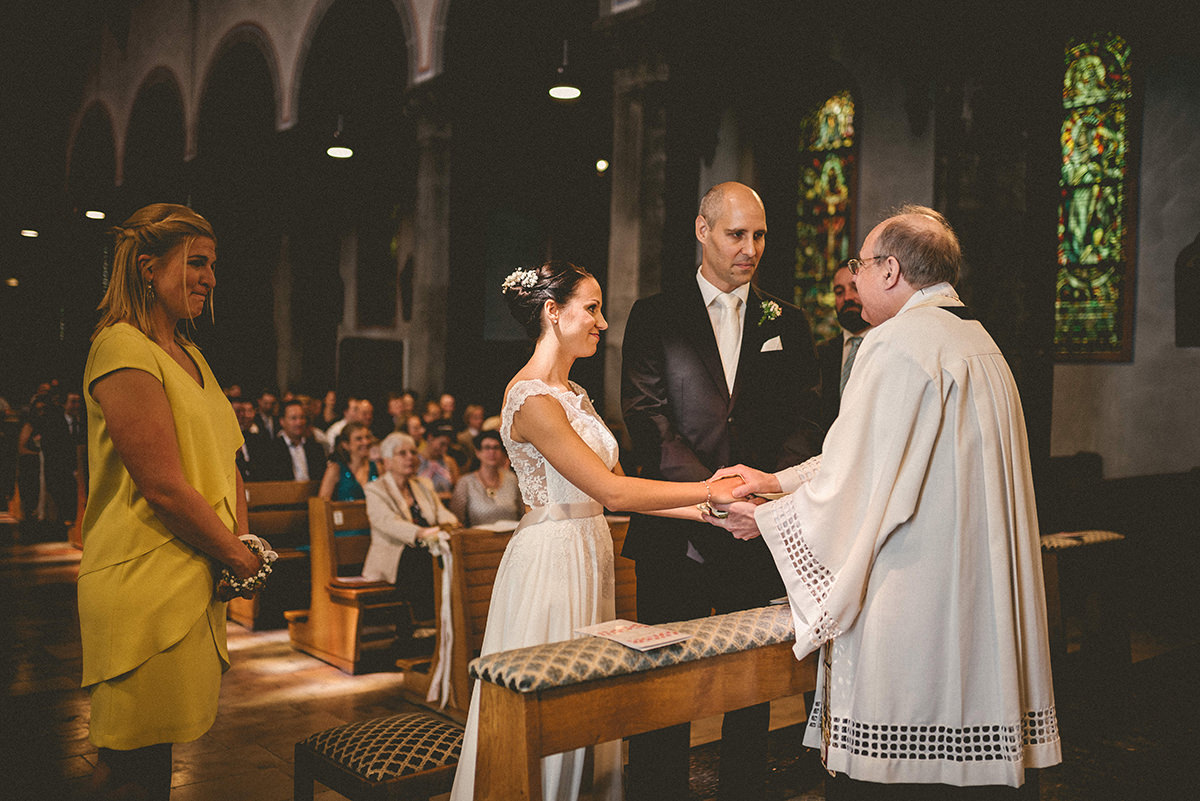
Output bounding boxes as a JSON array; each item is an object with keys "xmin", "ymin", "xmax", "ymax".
[
  {"xmin": 285, "ymin": 497, "xmax": 409, "ymax": 674},
  {"xmin": 294, "ymin": 711, "xmax": 464, "ymax": 801},
  {"xmin": 227, "ymin": 480, "xmax": 319, "ymax": 630}
]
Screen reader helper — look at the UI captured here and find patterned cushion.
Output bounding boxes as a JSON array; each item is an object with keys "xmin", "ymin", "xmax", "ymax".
[
  {"xmin": 1041, "ymin": 530, "xmax": 1124, "ymax": 551},
  {"xmin": 471, "ymin": 605, "xmax": 795, "ymax": 693},
  {"xmin": 299, "ymin": 712, "xmax": 464, "ymax": 782}
]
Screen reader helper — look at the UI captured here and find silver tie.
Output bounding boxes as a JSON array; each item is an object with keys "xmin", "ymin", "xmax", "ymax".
[
  {"xmin": 840, "ymin": 335, "xmax": 863, "ymax": 395},
  {"xmin": 715, "ymin": 294, "xmax": 742, "ymax": 393}
]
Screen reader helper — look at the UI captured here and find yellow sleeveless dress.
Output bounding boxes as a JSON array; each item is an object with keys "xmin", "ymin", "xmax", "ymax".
[{"xmin": 79, "ymin": 323, "xmax": 242, "ymax": 749}]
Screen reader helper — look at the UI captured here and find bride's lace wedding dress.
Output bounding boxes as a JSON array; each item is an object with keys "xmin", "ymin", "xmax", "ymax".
[{"xmin": 449, "ymin": 379, "xmax": 623, "ymax": 801}]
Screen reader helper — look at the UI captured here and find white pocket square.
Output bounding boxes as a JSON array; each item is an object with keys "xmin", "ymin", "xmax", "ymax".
[{"xmin": 760, "ymin": 336, "xmax": 783, "ymax": 352}]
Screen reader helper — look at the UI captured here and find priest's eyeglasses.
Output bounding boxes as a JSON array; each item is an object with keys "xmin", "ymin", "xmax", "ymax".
[{"xmin": 847, "ymin": 255, "xmax": 888, "ymax": 275}]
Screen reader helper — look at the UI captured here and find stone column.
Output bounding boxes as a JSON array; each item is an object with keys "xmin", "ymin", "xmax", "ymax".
[
  {"xmin": 603, "ymin": 56, "xmax": 671, "ymax": 426},
  {"xmin": 405, "ymin": 87, "xmax": 452, "ymax": 398},
  {"xmin": 273, "ymin": 233, "xmax": 301, "ymax": 393}
]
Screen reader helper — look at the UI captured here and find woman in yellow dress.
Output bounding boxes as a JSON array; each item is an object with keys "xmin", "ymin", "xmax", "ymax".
[{"xmin": 78, "ymin": 204, "xmax": 263, "ymax": 800}]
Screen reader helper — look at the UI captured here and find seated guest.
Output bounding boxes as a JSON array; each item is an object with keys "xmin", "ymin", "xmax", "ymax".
[
  {"xmin": 386, "ymin": 390, "xmax": 415, "ymax": 434},
  {"xmin": 356, "ymin": 398, "xmax": 375, "ymax": 434},
  {"xmin": 231, "ymin": 398, "xmax": 262, "ymax": 481},
  {"xmin": 419, "ymin": 423, "xmax": 460, "ymax": 500},
  {"xmin": 315, "ymin": 389, "xmax": 338, "ymax": 432},
  {"xmin": 252, "ymin": 388, "xmax": 279, "ymax": 439},
  {"xmin": 362, "ymin": 433, "xmax": 458, "ymax": 622},
  {"xmin": 404, "ymin": 414, "xmax": 427, "ymax": 452},
  {"xmin": 297, "ymin": 394, "xmax": 331, "ymax": 454},
  {"xmin": 438, "ymin": 393, "xmax": 458, "ymax": 427},
  {"xmin": 455, "ymin": 403, "xmax": 486, "ymax": 470},
  {"xmin": 263, "ymin": 399, "xmax": 326, "ymax": 481},
  {"xmin": 450, "ymin": 430, "xmax": 523, "ymax": 528},
  {"xmin": 324, "ymin": 396, "xmax": 360, "ymax": 442},
  {"xmin": 318, "ymin": 421, "xmax": 380, "ymax": 501},
  {"xmin": 421, "ymin": 399, "xmax": 442, "ymax": 427}
]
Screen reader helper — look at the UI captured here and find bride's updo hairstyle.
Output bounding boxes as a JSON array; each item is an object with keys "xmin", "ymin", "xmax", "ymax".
[{"xmin": 501, "ymin": 260, "xmax": 593, "ymax": 340}]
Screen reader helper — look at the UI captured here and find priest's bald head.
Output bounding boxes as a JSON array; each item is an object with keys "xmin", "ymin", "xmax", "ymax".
[{"xmin": 853, "ymin": 205, "xmax": 964, "ymax": 326}]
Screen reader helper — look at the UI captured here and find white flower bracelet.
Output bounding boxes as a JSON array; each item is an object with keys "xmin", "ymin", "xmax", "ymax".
[{"xmin": 220, "ymin": 535, "xmax": 279, "ymax": 595}]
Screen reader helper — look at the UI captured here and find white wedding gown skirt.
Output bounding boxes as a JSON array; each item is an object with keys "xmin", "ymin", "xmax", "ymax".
[{"xmin": 450, "ymin": 379, "xmax": 623, "ymax": 801}]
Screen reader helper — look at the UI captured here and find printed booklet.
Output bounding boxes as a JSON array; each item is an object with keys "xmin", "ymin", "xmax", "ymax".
[{"xmin": 575, "ymin": 619, "xmax": 691, "ymax": 651}]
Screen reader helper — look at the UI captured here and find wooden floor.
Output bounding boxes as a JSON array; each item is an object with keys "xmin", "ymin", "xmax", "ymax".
[{"xmin": 2, "ymin": 527, "xmax": 1197, "ymax": 801}]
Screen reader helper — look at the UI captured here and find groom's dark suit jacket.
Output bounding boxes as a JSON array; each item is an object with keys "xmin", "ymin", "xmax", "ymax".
[
  {"xmin": 620, "ymin": 279, "xmax": 824, "ymax": 598},
  {"xmin": 816, "ymin": 334, "xmax": 846, "ymax": 435}
]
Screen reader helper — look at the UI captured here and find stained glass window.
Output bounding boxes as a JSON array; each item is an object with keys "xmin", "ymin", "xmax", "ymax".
[
  {"xmin": 795, "ymin": 91, "xmax": 856, "ymax": 342},
  {"xmin": 1056, "ymin": 33, "xmax": 1136, "ymax": 360}
]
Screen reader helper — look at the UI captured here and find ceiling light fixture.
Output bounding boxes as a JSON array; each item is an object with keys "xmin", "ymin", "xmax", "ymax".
[
  {"xmin": 85, "ymin": 210, "xmax": 106, "ymax": 220},
  {"xmin": 20, "ymin": 229, "xmax": 38, "ymax": 238},
  {"xmin": 549, "ymin": 40, "xmax": 581, "ymax": 101},
  {"xmin": 326, "ymin": 115, "xmax": 353, "ymax": 159}
]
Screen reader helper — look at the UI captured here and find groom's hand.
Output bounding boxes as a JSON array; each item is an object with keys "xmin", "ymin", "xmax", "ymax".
[
  {"xmin": 710, "ymin": 465, "xmax": 780, "ymax": 499},
  {"xmin": 702, "ymin": 500, "xmax": 765, "ymax": 540}
]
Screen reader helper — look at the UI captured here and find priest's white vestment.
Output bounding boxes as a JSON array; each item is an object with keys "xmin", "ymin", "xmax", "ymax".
[{"xmin": 756, "ymin": 284, "xmax": 1062, "ymax": 787}]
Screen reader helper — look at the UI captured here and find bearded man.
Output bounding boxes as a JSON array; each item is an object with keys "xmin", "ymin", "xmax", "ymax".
[{"xmin": 815, "ymin": 260, "xmax": 872, "ymax": 435}]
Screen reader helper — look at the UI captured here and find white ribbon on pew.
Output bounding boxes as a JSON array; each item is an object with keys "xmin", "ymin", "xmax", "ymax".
[
  {"xmin": 424, "ymin": 503, "xmax": 601, "ymax": 709},
  {"xmin": 425, "ymin": 530, "xmax": 455, "ymax": 709}
]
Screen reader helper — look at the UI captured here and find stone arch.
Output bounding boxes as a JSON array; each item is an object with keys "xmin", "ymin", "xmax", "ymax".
[
  {"xmin": 289, "ymin": 0, "xmax": 418, "ymax": 131},
  {"xmin": 195, "ymin": 22, "xmax": 284, "ymax": 155},
  {"xmin": 66, "ymin": 101, "xmax": 118, "ymax": 200},
  {"xmin": 123, "ymin": 66, "xmax": 187, "ymax": 207}
]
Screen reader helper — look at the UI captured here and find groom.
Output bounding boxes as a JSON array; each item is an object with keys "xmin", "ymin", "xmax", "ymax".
[{"xmin": 621, "ymin": 181, "xmax": 824, "ymax": 799}]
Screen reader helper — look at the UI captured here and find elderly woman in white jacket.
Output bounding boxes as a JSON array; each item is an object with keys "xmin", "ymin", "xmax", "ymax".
[{"xmin": 361, "ymin": 432, "xmax": 458, "ymax": 622}]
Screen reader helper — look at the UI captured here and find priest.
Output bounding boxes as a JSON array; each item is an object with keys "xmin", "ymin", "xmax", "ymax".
[{"xmin": 707, "ymin": 205, "xmax": 1061, "ymax": 799}]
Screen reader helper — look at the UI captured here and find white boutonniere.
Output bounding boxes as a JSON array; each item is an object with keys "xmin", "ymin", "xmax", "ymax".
[{"xmin": 758, "ymin": 300, "xmax": 782, "ymax": 326}]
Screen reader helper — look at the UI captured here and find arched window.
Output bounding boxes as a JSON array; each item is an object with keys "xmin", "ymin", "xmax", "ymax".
[
  {"xmin": 1056, "ymin": 33, "xmax": 1138, "ymax": 361},
  {"xmin": 795, "ymin": 90, "xmax": 856, "ymax": 342}
]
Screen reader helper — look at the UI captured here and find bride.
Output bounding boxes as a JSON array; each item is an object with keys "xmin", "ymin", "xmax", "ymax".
[{"xmin": 449, "ymin": 261, "xmax": 741, "ymax": 801}]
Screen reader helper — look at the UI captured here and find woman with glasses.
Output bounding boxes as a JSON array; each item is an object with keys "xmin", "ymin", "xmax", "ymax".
[{"xmin": 449, "ymin": 429, "xmax": 523, "ymax": 527}]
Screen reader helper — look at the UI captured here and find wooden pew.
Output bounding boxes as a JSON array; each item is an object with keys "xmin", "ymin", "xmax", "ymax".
[
  {"xmin": 226, "ymin": 480, "xmax": 318, "ymax": 630},
  {"xmin": 429, "ymin": 526, "xmax": 515, "ymax": 718},
  {"xmin": 427, "ymin": 516, "xmax": 637, "ymax": 720},
  {"xmin": 285, "ymin": 497, "xmax": 410, "ymax": 674}
]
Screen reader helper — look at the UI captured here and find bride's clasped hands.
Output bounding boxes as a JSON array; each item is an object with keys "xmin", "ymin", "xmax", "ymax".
[{"xmin": 702, "ymin": 465, "xmax": 780, "ymax": 540}]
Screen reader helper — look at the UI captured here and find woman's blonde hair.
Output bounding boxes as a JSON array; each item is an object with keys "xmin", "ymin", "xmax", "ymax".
[{"xmin": 92, "ymin": 203, "xmax": 216, "ymax": 344}]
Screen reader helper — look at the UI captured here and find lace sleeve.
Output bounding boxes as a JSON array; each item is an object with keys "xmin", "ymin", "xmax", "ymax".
[{"xmin": 501, "ymin": 379, "xmax": 557, "ymax": 434}]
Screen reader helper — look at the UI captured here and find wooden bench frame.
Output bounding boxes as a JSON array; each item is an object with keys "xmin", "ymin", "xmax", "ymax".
[
  {"xmin": 285, "ymin": 497, "xmax": 410, "ymax": 674},
  {"xmin": 227, "ymin": 480, "xmax": 319, "ymax": 629},
  {"xmin": 427, "ymin": 516, "xmax": 637, "ymax": 720},
  {"xmin": 475, "ymin": 637, "xmax": 817, "ymax": 800},
  {"xmin": 430, "ymin": 526, "xmax": 514, "ymax": 717}
]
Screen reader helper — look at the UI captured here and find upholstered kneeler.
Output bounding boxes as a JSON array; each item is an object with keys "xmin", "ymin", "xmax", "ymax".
[
  {"xmin": 470, "ymin": 605, "xmax": 797, "ymax": 692},
  {"xmin": 294, "ymin": 712, "xmax": 464, "ymax": 801}
]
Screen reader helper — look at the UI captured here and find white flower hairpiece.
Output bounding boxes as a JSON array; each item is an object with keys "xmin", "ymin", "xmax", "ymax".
[{"xmin": 502, "ymin": 268, "xmax": 539, "ymax": 293}]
